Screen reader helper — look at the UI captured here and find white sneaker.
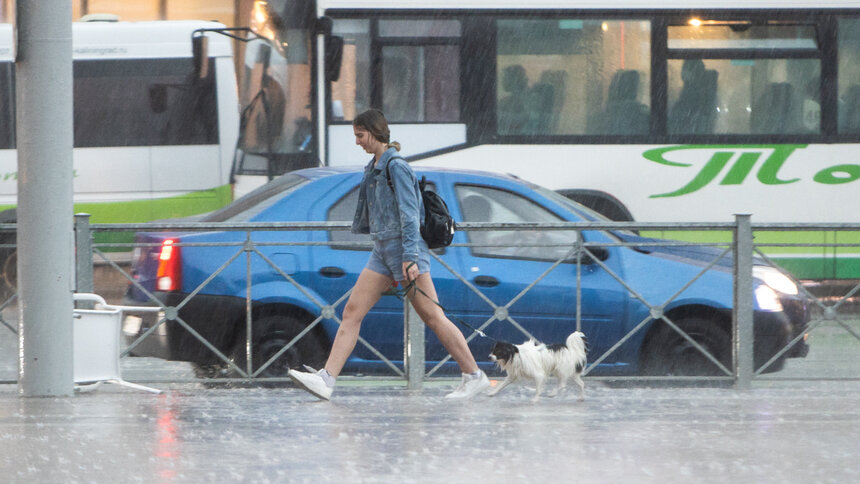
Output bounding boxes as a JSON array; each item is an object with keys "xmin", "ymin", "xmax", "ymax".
[
  {"xmin": 288, "ymin": 368, "xmax": 334, "ymax": 401},
  {"xmin": 445, "ymin": 371, "xmax": 490, "ymax": 400}
]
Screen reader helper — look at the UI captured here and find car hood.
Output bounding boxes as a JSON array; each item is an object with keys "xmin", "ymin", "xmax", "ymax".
[{"xmin": 615, "ymin": 232, "xmax": 759, "ymax": 269}]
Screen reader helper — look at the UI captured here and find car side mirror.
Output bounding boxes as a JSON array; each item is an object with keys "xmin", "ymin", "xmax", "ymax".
[
  {"xmin": 566, "ymin": 246, "xmax": 609, "ymax": 264},
  {"xmin": 588, "ymin": 246, "xmax": 610, "ymax": 263}
]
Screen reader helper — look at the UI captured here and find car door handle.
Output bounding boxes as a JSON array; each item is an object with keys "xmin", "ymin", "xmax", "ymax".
[
  {"xmin": 319, "ymin": 266, "xmax": 346, "ymax": 278},
  {"xmin": 473, "ymin": 275, "xmax": 499, "ymax": 287}
]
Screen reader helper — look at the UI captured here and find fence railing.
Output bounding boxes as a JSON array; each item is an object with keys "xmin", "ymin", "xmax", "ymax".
[{"xmin": 0, "ymin": 216, "xmax": 858, "ymax": 388}]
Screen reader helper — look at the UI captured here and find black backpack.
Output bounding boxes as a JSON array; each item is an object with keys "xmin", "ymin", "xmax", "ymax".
[{"xmin": 386, "ymin": 160, "xmax": 455, "ymax": 249}]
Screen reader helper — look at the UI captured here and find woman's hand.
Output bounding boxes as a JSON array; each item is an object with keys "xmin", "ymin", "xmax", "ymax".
[{"xmin": 402, "ymin": 261, "xmax": 419, "ymax": 282}]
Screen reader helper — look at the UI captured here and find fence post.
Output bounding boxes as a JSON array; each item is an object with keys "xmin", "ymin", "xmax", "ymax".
[
  {"xmin": 404, "ymin": 300, "xmax": 424, "ymax": 389},
  {"xmin": 733, "ymin": 214, "xmax": 754, "ymax": 390},
  {"xmin": 74, "ymin": 214, "xmax": 94, "ymax": 303}
]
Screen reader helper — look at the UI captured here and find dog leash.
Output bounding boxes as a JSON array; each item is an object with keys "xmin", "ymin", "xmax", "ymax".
[{"xmin": 388, "ymin": 263, "xmax": 497, "ymax": 341}]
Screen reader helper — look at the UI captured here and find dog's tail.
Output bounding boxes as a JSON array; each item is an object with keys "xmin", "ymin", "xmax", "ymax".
[{"xmin": 566, "ymin": 331, "xmax": 588, "ymax": 354}]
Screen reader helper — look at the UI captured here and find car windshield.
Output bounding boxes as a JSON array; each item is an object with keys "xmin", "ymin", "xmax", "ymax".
[
  {"xmin": 202, "ymin": 174, "xmax": 309, "ymax": 222},
  {"xmin": 530, "ymin": 184, "xmax": 611, "ymax": 222},
  {"xmin": 528, "ymin": 183, "xmax": 637, "ymax": 242}
]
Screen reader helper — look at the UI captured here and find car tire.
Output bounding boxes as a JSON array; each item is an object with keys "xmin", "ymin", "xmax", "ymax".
[
  {"xmin": 640, "ymin": 316, "xmax": 731, "ymax": 377},
  {"xmin": 232, "ymin": 314, "xmax": 329, "ymax": 379}
]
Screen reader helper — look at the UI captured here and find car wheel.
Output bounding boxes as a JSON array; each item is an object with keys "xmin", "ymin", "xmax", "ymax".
[
  {"xmin": 640, "ymin": 316, "xmax": 731, "ymax": 377},
  {"xmin": 233, "ymin": 315, "xmax": 328, "ymax": 379}
]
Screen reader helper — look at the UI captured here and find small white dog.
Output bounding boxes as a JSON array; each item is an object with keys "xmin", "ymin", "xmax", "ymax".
[{"xmin": 488, "ymin": 332, "xmax": 587, "ymax": 402}]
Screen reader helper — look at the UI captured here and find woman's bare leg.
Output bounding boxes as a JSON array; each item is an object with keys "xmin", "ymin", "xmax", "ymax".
[
  {"xmin": 407, "ymin": 272, "xmax": 480, "ymax": 374},
  {"xmin": 323, "ymin": 268, "xmax": 393, "ymax": 377}
]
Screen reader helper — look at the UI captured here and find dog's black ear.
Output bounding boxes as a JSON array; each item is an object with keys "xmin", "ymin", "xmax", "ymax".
[{"xmin": 495, "ymin": 341, "xmax": 517, "ymax": 361}]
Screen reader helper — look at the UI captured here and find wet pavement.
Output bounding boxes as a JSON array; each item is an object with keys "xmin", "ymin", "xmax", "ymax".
[
  {"xmin": 2, "ymin": 283, "xmax": 859, "ymax": 483},
  {"xmin": 1, "ymin": 379, "xmax": 859, "ymax": 483}
]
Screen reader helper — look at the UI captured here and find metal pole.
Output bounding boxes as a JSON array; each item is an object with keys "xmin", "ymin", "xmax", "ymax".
[
  {"xmin": 404, "ymin": 300, "xmax": 424, "ymax": 389},
  {"xmin": 74, "ymin": 214, "xmax": 94, "ymax": 295},
  {"xmin": 74, "ymin": 214, "xmax": 94, "ymax": 310},
  {"xmin": 316, "ymin": 32, "xmax": 327, "ymax": 166},
  {"xmin": 733, "ymin": 214, "xmax": 754, "ymax": 390},
  {"xmin": 16, "ymin": 1, "xmax": 75, "ymax": 396}
]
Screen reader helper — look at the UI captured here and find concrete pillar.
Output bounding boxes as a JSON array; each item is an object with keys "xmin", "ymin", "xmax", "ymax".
[{"xmin": 16, "ymin": 1, "xmax": 75, "ymax": 396}]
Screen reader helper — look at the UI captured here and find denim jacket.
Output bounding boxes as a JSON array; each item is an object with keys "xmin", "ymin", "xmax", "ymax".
[{"xmin": 352, "ymin": 147, "xmax": 425, "ymax": 262}]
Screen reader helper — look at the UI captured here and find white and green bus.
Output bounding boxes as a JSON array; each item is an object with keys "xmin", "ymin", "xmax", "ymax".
[
  {"xmin": 0, "ymin": 19, "xmax": 240, "ymax": 290},
  {"xmin": 0, "ymin": 19, "xmax": 239, "ymax": 224},
  {"xmin": 237, "ymin": 0, "xmax": 860, "ymax": 280}
]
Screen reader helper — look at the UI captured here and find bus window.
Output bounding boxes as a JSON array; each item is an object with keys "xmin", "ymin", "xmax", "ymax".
[
  {"xmin": 668, "ymin": 59, "xmax": 820, "ymax": 135},
  {"xmin": 838, "ymin": 17, "xmax": 860, "ymax": 133},
  {"xmin": 382, "ymin": 44, "xmax": 460, "ymax": 122},
  {"xmin": 378, "ymin": 19, "xmax": 461, "ymax": 38},
  {"xmin": 668, "ymin": 23, "xmax": 818, "ymax": 49},
  {"xmin": 73, "ymin": 58, "xmax": 217, "ymax": 147},
  {"xmin": 331, "ymin": 18, "xmax": 461, "ymax": 124},
  {"xmin": 668, "ymin": 21, "xmax": 821, "ymax": 136},
  {"xmin": 332, "ymin": 19, "xmax": 371, "ymax": 121},
  {"xmin": 379, "ymin": 19, "xmax": 461, "ymax": 123},
  {"xmin": 0, "ymin": 62, "xmax": 12, "ymax": 149},
  {"xmin": 496, "ymin": 19, "xmax": 651, "ymax": 136}
]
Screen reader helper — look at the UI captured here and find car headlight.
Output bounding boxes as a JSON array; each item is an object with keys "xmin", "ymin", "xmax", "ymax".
[
  {"xmin": 755, "ymin": 285, "xmax": 784, "ymax": 312},
  {"xmin": 753, "ymin": 265, "xmax": 798, "ymax": 295}
]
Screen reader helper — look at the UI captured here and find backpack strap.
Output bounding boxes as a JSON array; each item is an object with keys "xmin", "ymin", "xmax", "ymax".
[{"xmin": 384, "ymin": 156, "xmax": 407, "ymax": 194}]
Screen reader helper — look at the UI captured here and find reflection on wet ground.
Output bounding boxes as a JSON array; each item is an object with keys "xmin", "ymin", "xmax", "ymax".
[{"xmin": 1, "ymin": 380, "xmax": 858, "ymax": 483}]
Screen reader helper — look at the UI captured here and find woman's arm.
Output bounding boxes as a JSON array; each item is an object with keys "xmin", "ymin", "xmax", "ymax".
[{"xmin": 389, "ymin": 160, "xmax": 422, "ymax": 263}]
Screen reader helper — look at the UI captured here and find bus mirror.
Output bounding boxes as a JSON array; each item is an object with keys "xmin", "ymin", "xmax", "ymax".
[
  {"xmin": 325, "ymin": 36, "xmax": 343, "ymax": 83},
  {"xmin": 192, "ymin": 35, "xmax": 209, "ymax": 78},
  {"xmin": 148, "ymin": 85, "xmax": 168, "ymax": 114}
]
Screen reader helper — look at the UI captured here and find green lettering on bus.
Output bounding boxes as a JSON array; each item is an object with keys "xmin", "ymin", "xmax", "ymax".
[
  {"xmin": 719, "ymin": 151, "xmax": 760, "ymax": 185},
  {"xmin": 641, "ymin": 144, "xmax": 852, "ymax": 198},
  {"xmin": 813, "ymin": 164, "xmax": 860, "ymax": 184},
  {"xmin": 649, "ymin": 151, "xmax": 733, "ymax": 197},
  {"xmin": 756, "ymin": 146, "xmax": 801, "ymax": 186}
]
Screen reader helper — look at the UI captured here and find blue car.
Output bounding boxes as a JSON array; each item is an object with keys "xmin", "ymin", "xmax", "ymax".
[{"xmin": 123, "ymin": 166, "xmax": 809, "ymax": 378}]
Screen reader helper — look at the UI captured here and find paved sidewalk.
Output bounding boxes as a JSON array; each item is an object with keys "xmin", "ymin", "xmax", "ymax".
[{"xmin": 1, "ymin": 379, "xmax": 858, "ymax": 483}]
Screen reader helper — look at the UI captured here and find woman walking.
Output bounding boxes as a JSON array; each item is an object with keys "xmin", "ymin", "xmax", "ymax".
[{"xmin": 288, "ymin": 109, "xmax": 489, "ymax": 400}]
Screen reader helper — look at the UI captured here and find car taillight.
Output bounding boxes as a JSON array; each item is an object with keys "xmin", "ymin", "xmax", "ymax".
[{"xmin": 156, "ymin": 239, "xmax": 181, "ymax": 291}]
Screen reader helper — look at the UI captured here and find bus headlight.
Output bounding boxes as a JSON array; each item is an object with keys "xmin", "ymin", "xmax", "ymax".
[
  {"xmin": 753, "ymin": 265, "xmax": 798, "ymax": 295},
  {"xmin": 755, "ymin": 285, "xmax": 784, "ymax": 312}
]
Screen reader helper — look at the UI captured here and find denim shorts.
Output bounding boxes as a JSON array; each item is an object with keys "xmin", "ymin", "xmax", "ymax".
[{"xmin": 366, "ymin": 237, "xmax": 431, "ymax": 282}]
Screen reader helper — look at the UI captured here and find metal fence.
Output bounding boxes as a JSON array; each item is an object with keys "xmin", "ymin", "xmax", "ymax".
[{"xmin": 0, "ymin": 216, "xmax": 858, "ymax": 388}]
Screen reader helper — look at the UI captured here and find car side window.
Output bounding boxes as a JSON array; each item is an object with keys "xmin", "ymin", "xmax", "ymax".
[
  {"xmin": 327, "ymin": 181, "xmax": 446, "ymax": 252},
  {"xmin": 327, "ymin": 186, "xmax": 371, "ymax": 249},
  {"xmin": 455, "ymin": 184, "xmax": 580, "ymax": 261}
]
